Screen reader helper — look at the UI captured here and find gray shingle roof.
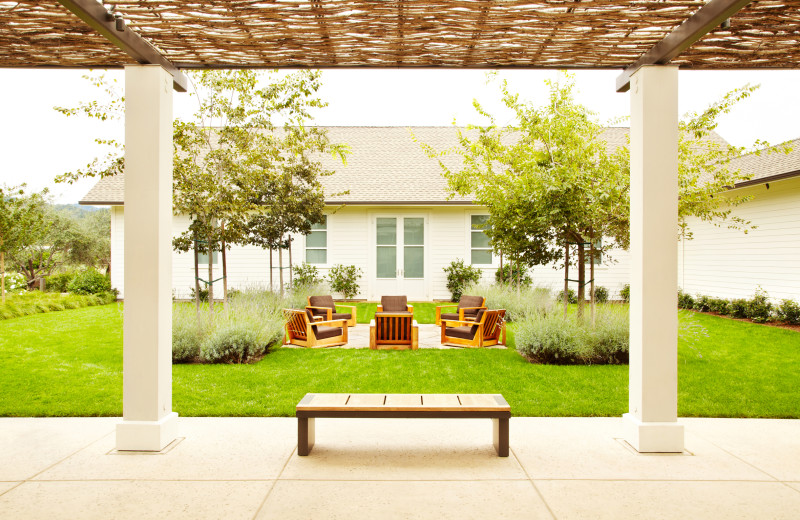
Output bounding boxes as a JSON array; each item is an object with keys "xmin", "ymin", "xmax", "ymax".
[
  {"xmin": 80, "ymin": 126, "xmax": 631, "ymax": 206},
  {"xmin": 728, "ymin": 138, "xmax": 800, "ymax": 186}
]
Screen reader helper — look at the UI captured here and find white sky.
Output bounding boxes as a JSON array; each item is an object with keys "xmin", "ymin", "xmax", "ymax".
[{"xmin": 1, "ymin": 67, "xmax": 798, "ymax": 204}]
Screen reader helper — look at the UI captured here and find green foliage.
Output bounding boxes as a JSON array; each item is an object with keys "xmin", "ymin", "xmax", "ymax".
[
  {"xmin": 729, "ymin": 298, "xmax": 749, "ymax": 319},
  {"xmin": 693, "ymin": 294, "xmax": 712, "ymax": 313},
  {"xmin": 746, "ymin": 287, "xmax": 773, "ymax": 323},
  {"xmin": 189, "ymin": 286, "xmax": 210, "ymax": 302},
  {"xmin": 201, "ymin": 324, "xmax": 267, "ymax": 364},
  {"xmin": 709, "ymin": 298, "xmax": 730, "ymax": 315},
  {"xmin": 677, "ymin": 290, "xmax": 695, "ymax": 309},
  {"xmin": 619, "ymin": 284, "xmax": 630, "ymax": 303},
  {"xmin": 592, "ymin": 286, "xmax": 609, "ymax": 304},
  {"xmin": 494, "ymin": 263, "xmax": 531, "ymax": 287},
  {"xmin": 0, "ymin": 291, "xmax": 115, "ymax": 320},
  {"xmin": 67, "ymin": 268, "xmax": 111, "ymax": 295},
  {"xmin": 2, "ymin": 272, "xmax": 26, "ymax": 295},
  {"xmin": 557, "ymin": 289, "xmax": 577, "ymax": 305},
  {"xmin": 444, "ymin": 259, "xmax": 482, "ymax": 302},
  {"xmin": 172, "ymin": 305, "xmax": 205, "ymax": 363},
  {"xmin": 327, "ymin": 264, "xmax": 363, "ymax": 300},
  {"xmin": 292, "ymin": 263, "xmax": 323, "ymax": 289},
  {"xmin": 46, "ymin": 271, "xmax": 77, "ymax": 293},
  {"xmin": 776, "ymin": 299, "xmax": 800, "ymax": 325},
  {"xmin": 516, "ymin": 305, "xmax": 630, "ymax": 365},
  {"xmin": 468, "ymin": 282, "xmax": 553, "ymax": 322}
]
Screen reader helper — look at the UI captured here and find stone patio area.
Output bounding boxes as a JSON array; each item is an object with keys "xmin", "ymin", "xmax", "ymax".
[{"xmin": 1, "ymin": 416, "xmax": 799, "ymax": 519}]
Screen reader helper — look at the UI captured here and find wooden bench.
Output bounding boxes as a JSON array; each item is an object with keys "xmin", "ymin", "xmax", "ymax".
[{"xmin": 295, "ymin": 393, "xmax": 510, "ymax": 457}]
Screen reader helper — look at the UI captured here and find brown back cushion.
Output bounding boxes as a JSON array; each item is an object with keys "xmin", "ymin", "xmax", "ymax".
[
  {"xmin": 459, "ymin": 295, "xmax": 484, "ymax": 311},
  {"xmin": 305, "ymin": 309, "xmax": 318, "ymax": 335},
  {"xmin": 470, "ymin": 309, "xmax": 486, "ymax": 336},
  {"xmin": 381, "ymin": 295, "xmax": 408, "ymax": 312},
  {"xmin": 309, "ymin": 295, "xmax": 335, "ymax": 310}
]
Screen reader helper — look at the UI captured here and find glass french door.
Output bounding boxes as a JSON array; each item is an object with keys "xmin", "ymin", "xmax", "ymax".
[{"xmin": 374, "ymin": 216, "xmax": 426, "ymax": 300}]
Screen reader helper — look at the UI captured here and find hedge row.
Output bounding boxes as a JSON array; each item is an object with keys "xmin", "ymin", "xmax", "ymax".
[
  {"xmin": 0, "ymin": 292, "xmax": 117, "ymax": 321},
  {"xmin": 678, "ymin": 288, "xmax": 800, "ymax": 325}
]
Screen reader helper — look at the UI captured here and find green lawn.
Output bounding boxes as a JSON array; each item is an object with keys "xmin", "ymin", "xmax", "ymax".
[{"xmin": 0, "ymin": 305, "xmax": 797, "ymax": 418}]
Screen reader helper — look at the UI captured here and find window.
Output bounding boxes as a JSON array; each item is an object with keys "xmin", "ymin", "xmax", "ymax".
[
  {"xmin": 470, "ymin": 215, "xmax": 492, "ymax": 265},
  {"xmin": 306, "ymin": 216, "xmax": 327, "ymax": 264},
  {"xmin": 586, "ymin": 238, "xmax": 602, "ymax": 265},
  {"xmin": 197, "ymin": 251, "xmax": 219, "ymax": 264}
]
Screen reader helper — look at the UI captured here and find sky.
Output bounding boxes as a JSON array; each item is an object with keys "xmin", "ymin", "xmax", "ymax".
[{"xmin": 1, "ymin": 67, "xmax": 798, "ymax": 204}]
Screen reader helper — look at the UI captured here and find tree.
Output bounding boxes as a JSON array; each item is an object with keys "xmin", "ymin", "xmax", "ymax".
[{"xmin": 0, "ymin": 185, "xmax": 49, "ymax": 302}]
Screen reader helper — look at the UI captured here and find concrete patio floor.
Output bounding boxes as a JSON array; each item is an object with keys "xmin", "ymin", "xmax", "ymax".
[{"xmin": 1, "ymin": 417, "xmax": 799, "ymax": 519}]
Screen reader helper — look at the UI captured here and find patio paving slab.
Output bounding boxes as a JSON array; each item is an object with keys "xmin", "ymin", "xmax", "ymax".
[
  {"xmin": 0, "ymin": 480, "xmax": 272, "ymax": 520},
  {"xmin": 681, "ymin": 418, "xmax": 800, "ymax": 481},
  {"xmin": 0, "ymin": 417, "xmax": 117, "ymax": 481},
  {"xmin": 511, "ymin": 418, "xmax": 776, "ymax": 481},
  {"xmin": 280, "ymin": 418, "xmax": 527, "ymax": 481},
  {"xmin": 34, "ymin": 418, "xmax": 295, "ymax": 481},
  {"xmin": 534, "ymin": 480, "xmax": 800, "ymax": 520},
  {"xmin": 256, "ymin": 480, "xmax": 553, "ymax": 520}
]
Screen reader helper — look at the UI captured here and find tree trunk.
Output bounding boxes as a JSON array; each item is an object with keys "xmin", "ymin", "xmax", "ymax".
[
  {"xmin": 288, "ymin": 236, "xmax": 293, "ymax": 289},
  {"xmin": 499, "ymin": 251, "xmax": 503, "ymax": 285},
  {"xmin": 207, "ymin": 234, "xmax": 214, "ymax": 315},
  {"xmin": 563, "ymin": 242, "xmax": 569, "ymax": 318},
  {"xmin": 577, "ymin": 240, "xmax": 585, "ymax": 320},
  {"xmin": 1, "ymin": 250, "xmax": 5, "ymax": 304},
  {"xmin": 279, "ymin": 243, "xmax": 284, "ymax": 297},
  {"xmin": 515, "ymin": 254, "xmax": 521, "ymax": 295},
  {"xmin": 221, "ymin": 222, "xmax": 228, "ymax": 307},
  {"xmin": 193, "ymin": 239, "xmax": 201, "ymax": 312},
  {"xmin": 269, "ymin": 246, "xmax": 273, "ymax": 292},
  {"xmin": 590, "ymin": 239, "xmax": 596, "ymax": 328}
]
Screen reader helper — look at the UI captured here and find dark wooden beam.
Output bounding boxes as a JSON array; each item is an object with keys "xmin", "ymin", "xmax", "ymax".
[
  {"xmin": 616, "ymin": 0, "xmax": 752, "ymax": 92},
  {"xmin": 57, "ymin": 0, "xmax": 188, "ymax": 92}
]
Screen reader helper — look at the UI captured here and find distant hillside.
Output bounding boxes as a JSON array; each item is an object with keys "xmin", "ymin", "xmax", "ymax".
[{"xmin": 53, "ymin": 203, "xmax": 104, "ymax": 218}]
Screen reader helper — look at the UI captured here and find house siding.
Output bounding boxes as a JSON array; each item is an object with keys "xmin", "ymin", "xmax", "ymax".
[{"xmin": 677, "ymin": 176, "xmax": 800, "ymax": 301}]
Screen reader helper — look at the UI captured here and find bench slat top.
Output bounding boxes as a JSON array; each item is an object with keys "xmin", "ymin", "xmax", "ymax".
[{"xmin": 297, "ymin": 393, "xmax": 509, "ymax": 412}]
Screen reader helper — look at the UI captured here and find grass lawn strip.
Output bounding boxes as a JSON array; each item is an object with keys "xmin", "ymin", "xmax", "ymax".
[{"xmin": 0, "ymin": 304, "xmax": 797, "ymax": 418}]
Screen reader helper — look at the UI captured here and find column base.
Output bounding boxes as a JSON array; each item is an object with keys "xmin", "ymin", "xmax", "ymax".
[
  {"xmin": 116, "ymin": 412, "xmax": 179, "ymax": 451},
  {"xmin": 622, "ymin": 413, "xmax": 684, "ymax": 453}
]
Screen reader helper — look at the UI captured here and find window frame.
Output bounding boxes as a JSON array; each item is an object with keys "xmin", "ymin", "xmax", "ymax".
[
  {"xmin": 305, "ymin": 215, "xmax": 328, "ymax": 265},
  {"xmin": 469, "ymin": 213, "xmax": 493, "ymax": 266}
]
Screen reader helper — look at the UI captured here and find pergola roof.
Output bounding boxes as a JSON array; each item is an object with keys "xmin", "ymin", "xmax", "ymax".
[{"xmin": 3, "ymin": 0, "xmax": 799, "ymax": 73}]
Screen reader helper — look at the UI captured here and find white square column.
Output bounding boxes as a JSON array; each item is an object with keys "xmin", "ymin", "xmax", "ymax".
[
  {"xmin": 623, "ymin": 65, "xmax": 684, "ymax": 453},
  {"xmin": 116, "ymin": 65, "xmax": 178, "ymax": 451}
]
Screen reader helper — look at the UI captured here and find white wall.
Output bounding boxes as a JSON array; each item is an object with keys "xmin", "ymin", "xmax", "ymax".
[
  {"xmin": 677, "ymin": 176, "xmax": 800, "ymax": 301},
  {"xmin": 528, "ymin": 247, "xmax": 631, "ymax": 300}
]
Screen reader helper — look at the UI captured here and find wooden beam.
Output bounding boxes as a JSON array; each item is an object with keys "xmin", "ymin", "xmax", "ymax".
[
  {"xmin": 616, "ymin": 0, "xmax": 752, "ymax": 92},
  {"xmin": 57, "ymin": 0, "xmax": 188, "ymax": 92}
]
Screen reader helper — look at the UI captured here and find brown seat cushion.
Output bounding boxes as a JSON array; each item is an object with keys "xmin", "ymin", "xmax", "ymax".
[
  {"xmin": 470, "ymin": 309, "xmax": 487, "ymax": 336},
  {"xmin": 440, "ymin": 312, "xmax": 459, "ymax": 322},
  {"xmin": 315, "ymin": 325, "xmax": 343, "ymax": 340},
  {"xmin": 309, "ymin": 295, "xmax": 336, "ymax": 317},
  {"xmin": 459, "ymin": 295, "xmax": 484, "ymax": 317},
  {"xmin": 331, "ymin": 312, "xmax": 352, "ymax": 321},
  {"xmin": 381, "ymin": 295, "xmax": 408, "ymax": 312},
  {"xmin": 305, "ymin": 309, "xmax": 319, "ymax": 335},
  {"xmin": 445, "ymin": 326, "xmax": 476, "ymax": 340}
]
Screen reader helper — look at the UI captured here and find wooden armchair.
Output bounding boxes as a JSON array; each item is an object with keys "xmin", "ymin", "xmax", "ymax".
[
  {"xmin": 376, "ymin": 295, "xmax": 413, "ymax": 314},
  {"xmin": 370, "ymin": 313, "xmax": 419, "ymax": 350},
  {"xmin": 284, "ymin": 309, "xmax": 349, "ymax": 348},
  {"xmin": 435, "ymin": 295, "xmax": 486, "ymax": 326},
  {"xmin": 441, "ymin": 309, "xmax": 506, "ymax": 348},
  {"xmin": 306, "ymin": 295, "xmax": 357, "ymax": 327}
]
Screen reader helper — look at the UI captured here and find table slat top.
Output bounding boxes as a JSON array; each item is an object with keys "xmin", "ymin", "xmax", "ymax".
[{"xmin": 297, "ymin": 393, "xmax": 509, "ymax": 412}]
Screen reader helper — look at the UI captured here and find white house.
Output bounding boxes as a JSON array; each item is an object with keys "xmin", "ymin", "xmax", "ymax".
[{"xmin": 80, "ymin": 127, "xmax": 799, "ymax": 302}]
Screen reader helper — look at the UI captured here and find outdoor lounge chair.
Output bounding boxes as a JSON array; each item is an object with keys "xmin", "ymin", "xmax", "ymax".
[
  {"xmin": 376, "ymin": 295, "xmax": 413, "ymax": 313},
  {"xmin": 440, "ymin": 309, "xmax": 506, "ymax": 348},
  {"xmin": 283, "ymin": 309, "xmax": 349, "ymax": 348},
  {"xmin": 306, "ymin": 295, "xmax": 357, "ymax": 327},
  {"xmin": 370, "ymin": 312, "xmax": 419, "ymax": 350},
  {"xmin": 435, "ymin": 295, "xmax": 486, "ymax": 326}
]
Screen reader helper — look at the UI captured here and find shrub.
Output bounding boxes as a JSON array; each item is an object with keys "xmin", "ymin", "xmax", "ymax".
[
  {"xmin": 467, "ymin": 282, "xmax": 552, "ymax": 322},
  {"xmin": 515, "ymin": 313, "xmax": 587, "ymax": 364},
  {"xmin": 592, "ymin": 286, "xmax": 609, "ymax": 304},
  {"xmin": 619, "ymin": 284, "xmax": 630, "ymax": 303},
  {"xmin": 285, "ymin": 282, "xmax": 328, "ymax": 309},
  {"xmin": 200, "ymin": 323, "xmax": 266, "ymax": 364},
  {"xmin": 190, "ymin": 286, "xmax": 209, "ymax": 302},
  {"xmin": 729, "ymin": 298, "xmax": 748, "ymax": 319},
  {"xmin": 677, "ymin": 290, "xmax": 694, "ymax": 310},
  {"xmin": 709, "ymin": 298, "xmax": 730, "ymax": 315},
  {"xmin": 328, "ymin": 264, "xmax": 363, "ymax": 300},
  {"xmin": 46, "ymin": 271, "xmax": 77, "ymax": 293},
  {"xmin": 588, "ymin": 305, "xmax": 630, "ymax": 364},
  {"xmin": 556, "ymin": 288, "xmax": 577, "ymax": 305},
  {"xmin": 172, "ymin": 305, "xmax": 204, "ymax": 363},
  {"xmin": 692, "ymin": 294, "xmax": 712, "ymax": 313},
  {"xmin": 292, "ymin": 263, "xmax": 323, "ymax": 289},
  {"xmin": 2, "ymin": 272, "xmax": 27, "ymax": 295},
  {"xmin": 494, "ymin": 263, "xmax": 532, "ymax": 287},
  {"xmin": 67, "ymin": 269, "xmax": 111, "ymax": 295},
  {"xmin": 444, "ymin": 259, "xmax": 481, "ymax": 302},
  {"xmin": 776, "ymin": 299, "xmax": 800, "ymax": 325},
  {"xmin": 746, "ymin": 287, "xmax": 773, "ymax": 323}
]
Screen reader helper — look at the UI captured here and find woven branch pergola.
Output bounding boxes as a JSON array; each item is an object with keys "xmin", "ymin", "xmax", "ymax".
[{"xmin": 2, "ymin": 0, "xmax": 799, "ymax": 73}]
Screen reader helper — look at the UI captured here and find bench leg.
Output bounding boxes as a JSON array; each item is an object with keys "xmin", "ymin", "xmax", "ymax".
[
  {"xmin": 298, "ymin": 417, "xmax": 315, "ymax": 456},
  {"xmin": 493, "ymin": 417, "xmax": 509, "ymax": 457}
]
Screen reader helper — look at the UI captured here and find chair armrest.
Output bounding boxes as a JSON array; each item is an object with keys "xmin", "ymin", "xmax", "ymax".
[
  {"xmin": 435, "ymin": 304, "xmax": 458, "ymax": 310},
  {"xmin": 407, "ymin": 305, "xmax": 413, "ymax": 312},
  {"xmin": 441, "ymin": 319, "xmax": 477, "ymax": 327},
  {"xmin": 305, "ymin": 306, "xmax": 333, "ymax": 321},
  {"xmin": 315, "ymin": 318, "xmax": 348, "ymax": 328},
  {"xmin": 335, "ymin": 304, "xmax": 357, "ymax": 312},
  {"xmin": 376, "ymin": 305, "xmax": 383, "ymax": 312},
  {"xmin": 458, "ymin": 305, "xmax": 487, "ymax": 321}
]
